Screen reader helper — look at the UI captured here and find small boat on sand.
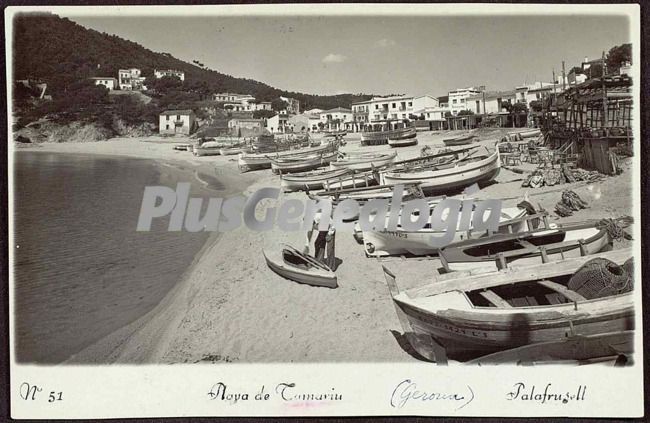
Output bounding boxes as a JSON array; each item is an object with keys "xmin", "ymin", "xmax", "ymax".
[
  {"xmin": 330, "ymin": 151, "xmax": 397, "ymax": 171},
  {"xmin": 280, "ymin": 168, "xmax": 350, "ymax": 192},
  {"xmin": 323, "ymin": 130, "xmax": 347, "ymax": 138},
  {"xmin": 383, "ymin": 248, "xmax": 634, "ymax": 361},
  {"xmin": 320, "ymin": 169, "xmax": 378, "ymax": 191},
  {"xmin": 264, "ymin": 245, "xmax": 337, "ymax": 288},
  {"xmin": 361, "ymin": 121, "xmax": 416, "ymax": 146},
  {"xmin": 173, "ymin": 144, "xmax": 192, "ymax": 151},
  {"xmin": 388, "ymin": 136, "xmax": 418, "ymax": 147},
  {"xmin": 271, "ymin": 150, "xmax": 338, "ymax": 174},
  {"xmin": 220, "ymin": 147, "xmax": 244, "ymax": 156},
  {"xmin": 442, "ymin": 133, "xmax": 475, "ymax": 146},
  {"xmin": 439, "ymin": 221, "xmax": 612, "ymax": 272},
  {"xmin": 516, "ymin": 128, "xmax": 542, "ymax": 139},
  {"xmin": 238, "ymin": 143, "xmax": 336, "ymax": 172}
]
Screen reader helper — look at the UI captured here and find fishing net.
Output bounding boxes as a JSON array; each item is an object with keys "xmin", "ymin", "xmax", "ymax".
[{"xmin": 567, "ymin": 257, "xmax": 633, "ymax": 300}]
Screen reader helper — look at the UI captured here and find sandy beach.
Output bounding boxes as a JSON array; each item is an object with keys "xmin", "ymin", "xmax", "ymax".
[{"xmin": 16, "ymin": 130, "xmax": 634, "ymax": 364}]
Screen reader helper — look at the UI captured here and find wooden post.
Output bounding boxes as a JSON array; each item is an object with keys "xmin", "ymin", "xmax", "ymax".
[
  {"xmin": 539, "ymin": 246, "xmax": 549, "ymax": 263},
  {"xmin": 578, "ymin": 239, "xmax": 588, "ymax": 256},
  {"xmin": 562, "ymin": 60, "xmax": 566, "ymax": 92},
  {"xmin": 601, "ymin": 51, "xmax": 608, "ymax": 128},
  {"xmin": 496, "ymin": 253, "xmax": 507, "ymax": 270}
]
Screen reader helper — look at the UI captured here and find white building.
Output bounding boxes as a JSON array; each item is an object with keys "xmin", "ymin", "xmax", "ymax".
[
  {"xmin": 159, "ymin": 109, "xmax": 196, "ymax": 135},
  {"xmin": 118, "ymin": 68, "xmax": 146, "ymax": 91},
  {"xmin": 465, "ymin": 91, "xmax": 516, "ymax": 115},
  {"xmin": 303, "ymin": 108, "xmax": 323, "ymax": 115},
  {"xmin": 90, "ymin": 77, "xmax": 117, "ymax": 91},
  {"xmin": 288, "ymin": 113, "xmax": 321, "ymax": 132},
  {"xmin": 266, "ymin": 113, "xmax": 290, "ymax": 133},
  {"xmin": 154, "ymin": 69, "xmax": 185, "ymax": 81},
  {"xmin": 212, "ymin": 93, "xmax": 270, "ymax": 112},
  {"xmin": 514, "ymin": 82, "xmax": 555, "ymax": 105},
  {"xmin": 319, "ymin": 107, "xmax": 353, "ymax": 131},
  {"xmin": 448, "ymin": 87, "xmax": 484, "ymax": 115}
]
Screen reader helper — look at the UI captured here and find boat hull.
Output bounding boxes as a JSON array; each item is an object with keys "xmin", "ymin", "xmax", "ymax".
[
  {"xmin": 238, "ymin": 144, "xmax": 335, "ymax": 172},
  {"xmin": 280, "ymin": 168, "xmax": 350, "ymax": 192},
  {"xmin": 440, "ymin": 226, "xmax": 612, "ymax": 273},
  {"xmin": 388, "ymin": 137, "xmax": 418, "ymax": 147},
  {"xmin": 362, "ymin": 208, "xmax": 528, "ymax": 257},
  {"xmin": 361, "ymin": 127, "xmax": 416, "ymax": 145},
  {"xmin": 263, "ymin": 250, "xmax": 337, "ymax": 288},
  {"xmin": 330, "ymin": 152, "xmax": 397, "ymax": 171},
  {"xmin": 381, "ymin": 151, "xmax": 501, "ymax": 195},
  {"xmin": 271, "ymin": 151, "xmax": 338, "ymax": 174},
  {"xmin": 394, "ymin": 291, "xmax": 634, "ymax": 356}
]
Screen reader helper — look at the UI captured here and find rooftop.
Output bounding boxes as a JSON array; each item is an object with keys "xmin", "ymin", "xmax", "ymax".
[
  {"xmin": 160, "ymin": 109, "xmax": 194, "ymax": 116},
  {"xmin": 322, "ymin": 107, "xmax": 352, "ymax": 113}
]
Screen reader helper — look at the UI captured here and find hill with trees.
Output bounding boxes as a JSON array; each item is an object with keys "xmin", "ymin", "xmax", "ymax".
[{"xmin": 13, "ymin": 13, "xmax": 374, "ymax": 111}]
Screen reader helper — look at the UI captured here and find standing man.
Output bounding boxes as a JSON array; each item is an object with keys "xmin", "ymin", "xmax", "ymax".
[{"xmin": 303, "ymin": 212, "xmax": 337, "ymax": 270}]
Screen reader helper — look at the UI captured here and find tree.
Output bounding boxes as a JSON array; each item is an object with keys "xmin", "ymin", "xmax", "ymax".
[
  {"xmin": 502, "ymin": 101, "xmax": 528, "ymax": 127},
  {"xmin": 458, "ymin": 109, "xmax": 474, "ymax": 116},
  {"xmin": 271, "ymin": 98, "xmax": 289, "ymax": 112},
  {"xmin": 606, "ymin": 43, "xmax": 632, "ymax": 75},
  {"xmin": 529, "ymin": 100, "xmax": 543, "ymax": 113},
  {"xmin": 146, "ymin": 75, "xmax": 183, "ymax": 95},
  {"xmin": 444, "ymin": 111, "xmax": 452, "ymax": 118},
  {"xmin": 253, "ymin": 109, "xmax": 276, "ymax": 119}
]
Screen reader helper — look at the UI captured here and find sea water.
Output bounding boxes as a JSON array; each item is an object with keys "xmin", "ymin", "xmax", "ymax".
[{"xmin": 12, "ymin": 151, "xmax": 213, "ymax": 363}]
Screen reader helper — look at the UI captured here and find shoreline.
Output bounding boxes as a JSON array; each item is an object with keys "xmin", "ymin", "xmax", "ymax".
[
  {"xmin": 16, "ymin": 137, "xmax": 264, "ymax": 364},
  {"xmin": 13, "ymin": 132, "xmax": 634, "ymax": 364}
]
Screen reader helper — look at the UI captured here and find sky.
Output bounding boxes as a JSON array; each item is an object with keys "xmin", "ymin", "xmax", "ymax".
[{"xmin": 63, "ymin": 13, "xmax": 631, "ymax": 97}]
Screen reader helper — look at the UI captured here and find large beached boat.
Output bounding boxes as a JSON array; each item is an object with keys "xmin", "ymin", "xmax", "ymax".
[
  {"xmin": 238, "ymin": 143, "xmax": 336, "ymax": 172},
  {"xmin": 439, "ymin": 221, "xmax": 612, "ymax": 272},
  {"xmin": 442, "ymin": 133, "xmax": 475, "ymax": 146},
  {"xmin": 383, "ymin": 248, "xmax": 634, "ymax": 361},
  {"xmin": 280, "ymin": 168, "xmax": 351, "ymax": 192},
  {"xmin": 361, "ymin": 207, "xmax": 542, "ymax": 257},
  {"xmin": 381, "ymin": 147, "xmax": 500, "ymax": 194},
  {"xmin": 270, "ymin": 150, "xmax": 339, "ymax": 174},
  {"xmin": 360, "ymin": 121, "xmax": 416, "ymax": 146},
  {"xmin": 329, "ymin": 151, "xmax": 397, "ymax": 171}
]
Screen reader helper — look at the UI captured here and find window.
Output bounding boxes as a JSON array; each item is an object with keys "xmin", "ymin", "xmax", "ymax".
[
  {"xmin": 177, "ymin": 115, "xmax": 181, "ymax": 121},
  {"xmin": 453, "ymin": 99, "xmax": 457, "ymax": 104},
  {"xmin": 392, "ymin": 103, "xmax": 396, "ymax": 108},
  {"xmin": 166, "ymin": 124, "xmax": 169, "ymax": 130},
  {"xmin": 166, "ymin": 115, "xmax": 170, "ymax": 121},
  {"xmin": 375, "ymin": 105, "xmax": 379, "ymax": 110},
  {"xmin": 408, "ymin": 102, "xmax": 412, "ymax": 107}
]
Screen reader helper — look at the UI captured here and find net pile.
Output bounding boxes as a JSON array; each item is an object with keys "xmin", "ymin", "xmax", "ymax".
[{"xmin": 568, "ymin": 257, "xmax": 633, "ymax": 300}]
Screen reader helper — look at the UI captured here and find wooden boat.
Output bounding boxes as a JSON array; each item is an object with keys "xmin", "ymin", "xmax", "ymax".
[
  {"xmin": 383, "ymin": 248, "xmax": 634, "ymax": 360},
  {"xmin": 442, "ymin": 134, "xmax": 475, "ymax": 146},
  {"xmin": 323, "ymin": 130, "xmax": 347, "ymax": 138},
  {"xmin": 517, "ymin": 128, "xmax": 542, "ymax": 139},
  {"xmin": 330, "ymin": 151, "xmax": 397, "ymax": 171},
  {"xmin": 280, "ymin": 168, "xmax": 351, "ymax": 192},
  {"xmin": 264, "ymin": 244, "xmax": 337, "ymax": 288},
  {"xmin": 173, "ymin": 143, "xmax": 192, "ymax": 151},
  {"xmin": 381, "ymin": 148, "xmax": 500, "ymax": 195},
  {"xmin": 439, "ymin": 221, "xmax": 612, "ymax": 273},
  {"xmin": 238, "ymin": 143, "xmax": 335, "ymax": 172},
  {"xmin": 220, "ymin": 147, "xmax": 244, "ymax": 156},
  {"xmin": 468, "ymin": 330, "xmax": 634, "ymax": 366},
  {"xmin": 388, "ymin": 136, "xmax": 418, "ymax": 147},
  {"xmin": 361, "ymin": 207, "xmax": 537, "ymax": 257},
  {"xmin": 313, "ymin": 183, "xmax": 424, "ymax": 205},
  {"xmin": 271, "ymin": 150, "xmax": 339, "ymax": 174},
  {"xmin": 361, "ymin": 124, "xmax": 416, "ymax": 146},
  {"xmin": 320, "ymin": 169, "xmax": 378, "ymax": 191}
]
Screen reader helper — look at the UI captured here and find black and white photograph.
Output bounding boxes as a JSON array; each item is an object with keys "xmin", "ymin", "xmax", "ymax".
[{"xmin": 6, "ymin": 3, "xmax": 643, "ymax": 418}]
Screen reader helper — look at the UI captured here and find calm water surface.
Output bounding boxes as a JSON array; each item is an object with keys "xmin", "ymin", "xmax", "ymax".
[{"xmin": 13, "ymin": 151, "xmax": 213, "ymax": 363}]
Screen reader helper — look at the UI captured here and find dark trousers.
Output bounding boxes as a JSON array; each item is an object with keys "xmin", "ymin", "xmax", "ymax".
[
  {"xmin": 314, "ymin": 231, "xmax": 328, "ymax": 262},
  {"xmin": 314, "ymin": 231, "xmax": 336, "ymax": 270}
]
